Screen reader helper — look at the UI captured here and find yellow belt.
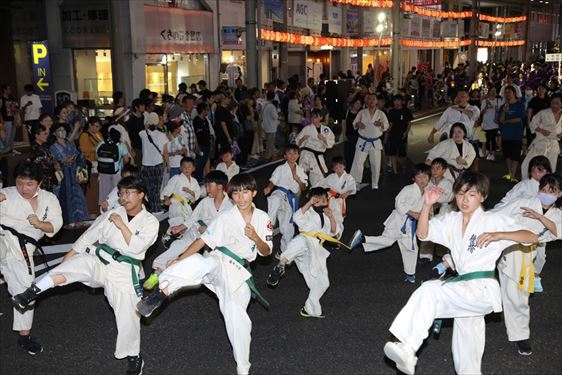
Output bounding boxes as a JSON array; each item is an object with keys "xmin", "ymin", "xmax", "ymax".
[
  {"xmin": 300, "ymin": 231, "xmax": 351, "ymax": 251},
  {"xmin": 518, "ymin": 244, "xmax": 536, "ymax": 293}
]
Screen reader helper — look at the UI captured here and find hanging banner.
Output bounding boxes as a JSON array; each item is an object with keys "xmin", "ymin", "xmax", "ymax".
[
  {"xmin": 346, "ymin": 8, "xmax": 359, "ymax": 35},
  {"xmin": 31, "ymin": 41, "xmax": 54, "ymax": 114},
  {"xmin": 328, "ymin": 4, "xmax": 343, "ymax": 35},
  {"xmin": 409, "ymin": 15, "xmax": 422, "ymax": 37},
  {"xmin": 293, "ymin": 0, "xmax": 323, "ymax": 32},
  {"xmin": 60, "ymin": 0, "xmax": 111, "ymax": 48}
]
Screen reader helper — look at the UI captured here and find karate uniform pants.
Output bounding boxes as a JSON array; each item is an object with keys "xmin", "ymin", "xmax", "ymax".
[
  {"xmin": 0, "ymin": 236, "xmax": 35, "ymax": 331},
  {"xmin": 418, "ymin": 241, "xmax": 448, "ymax": 261},
  {"xmin": 364, "ymin": 230, "xmax": 418, "ymax": 275},
  {"xmin": 499, "ymin": 271, "xmax": 530, "ymax": 342},
  {"xmin": 48, "ymin": 254, "xmax": 141, "ymax": 359},
  {"xmin": 282, "ymin": 236, "xmax": 330, "ymax": 316},
  {"xmin": 520, "ymin": 143, "xmax": 559, "ymax": 180},
  {"xmin": 299, "ymin": 150, "xmax": 326, "ymax": 188},
  {"xmin": 389, "ymin": 279, "xmax": 496, "ymax": 375},
  {"xmin": 534, "ymin": 244, "xmax": 547, "ymax": 275},
  {"xmin": 152, "ymin": 228, "xmax": 198, "ymax": 270},
  {"xmin": 160, "ymin": 253, "xmax": 252, "ymax": 375},
  {"xmin": 350, "ymin": 143, "xmax": 381, "ymax": 188},
  {"xmin": 267, "ymin": 192, "xmax": 295, "ymax": 252}
]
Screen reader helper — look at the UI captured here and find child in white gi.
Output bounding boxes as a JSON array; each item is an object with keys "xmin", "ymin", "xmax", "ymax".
[
  {"xmin": 322, "ymin": 156, "xmax": 356, "ymax": 230},
  {"xmin": 493, "ymin": 173, "xmax": 562, "ymax": 356},
  {"xmin": 160, "ymin": 156, "xmax": 201, "ymax": 235},
  {"xmin": 296, "ymin": 109, "xmax": 335, "ymax": 187},
  {"xmin": 163, "ymin": 120, "xmax": 188, "ymax": 177},
  {"xmin": 0, "ymin": 162, "xmax": 63, "ymax": 354},
  {"xmin": 263, "ymin": 144, "xmax": 308, "ymax": 255},
  {"xmin": 266, "ymin": 187, "xmax": 343, "ymax": 318},
  {"xmin": 425, "ymin": 122, "xmax": 476, "ymax": 179},
  {"xmin": 13, "ymin": 176, "xmax": 159, "ymax": 375},
  {"xmin": 100, "ymin": 165, "xmax": 139, "ymax": 213},
  {"xmin": 350, "ymin": 92, "xmax": 390, "ymax": 190},
  {"xmin": 383, "ymin": 172, "xmax": 537, "ymax": 375},
  {"xmin": 419, "ymin": 158, "xmax": 454, "ymax": 263},
  {"xmin": 216, "ymin": 148, "xmax": 240, "ymax": 181},
  {"xmin": 136, "ymin": 173, "xmax": 273, "ymax": 375},
  {"xmin": 352, "ymin": 164, "xmax": 431, "ymax": 283},
  {"xmin": 143, "ymin": 170, "xmax": 233, "ymax": 290}
]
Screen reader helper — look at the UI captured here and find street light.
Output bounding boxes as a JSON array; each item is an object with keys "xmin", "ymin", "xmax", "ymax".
[
  {"xmin": 494, "ymin": 24, "xmax": 502, "ymax": 62},
  {"xmin": 374, "ymin": 12, "xmax": 388, "ymax": 86}
]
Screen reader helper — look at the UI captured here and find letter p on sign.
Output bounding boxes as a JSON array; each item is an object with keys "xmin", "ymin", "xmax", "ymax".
[{"xmin": 33, "ymin": 44, "xmax": 47, "ymax": 64}]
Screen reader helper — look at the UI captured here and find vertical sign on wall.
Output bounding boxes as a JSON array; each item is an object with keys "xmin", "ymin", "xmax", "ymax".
[{"xmin": 31, "ymin": 41, "xmax": 54, "ymax": 114}]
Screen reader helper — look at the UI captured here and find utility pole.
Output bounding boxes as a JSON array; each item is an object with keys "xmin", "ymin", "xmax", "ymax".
[
  {"xmin": 468, "ymin": 0, "xmax": 478, "ymax": 78},
  {"xmin": 245, "ymin": 0, "xmax": 257, "ymax": 88},
  {"xmin": 357, "ymin": 7, "xmax": 364, "ymax": 77},
  {"xmin": 391, "ymin": 0, "xmax": 401, "ymax": 92}
]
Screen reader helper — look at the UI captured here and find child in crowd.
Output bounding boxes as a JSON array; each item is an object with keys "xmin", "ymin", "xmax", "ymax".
[
  {"xmin": 216, "ymin": 148, "xmax": 240, "ymax": 181},
  {"xmin": 143, "ymin": 170, "xmax": 233, "ymax": 290},
  {"xmin": 163, "ymin": 121, "xmax": 188, "ymax": 177},
  {"xmin": 100, "ymin": 164, "xmax": 139, "ymax": 213},
  {"xmin": 383, "ymin": 172, "xmax": 536, "ymax": 375},
  {"xmin": 352, "ymin": 164, "xmax": 431, "ymax": 283},
  {"xmin": 136, "ymin": 174, "xmax": 272, "ymax": 375},
  {"xmin": 322, "ymin": 156, "xmax": 356, "ymax": 230},
  {"xmin": 264, "ymin": 144, "xmax": 308, "ymax": 256},
  {"xmin": 266, "ymin": 187, "xmax": 343, "ymax": 319},
  {"xmin": 418, "ymin": 158, "xmax": 454, "ymax": 263}
]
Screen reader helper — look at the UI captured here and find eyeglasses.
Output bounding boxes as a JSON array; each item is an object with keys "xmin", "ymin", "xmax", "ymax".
[{"xmin": 118, "ymin": 190, "xmax": 139, "ymax": 198}]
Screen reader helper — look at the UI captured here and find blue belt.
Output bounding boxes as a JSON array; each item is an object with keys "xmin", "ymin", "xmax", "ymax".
[
  {"xmin": 276, "ymin": 186, "xmax": 299, "ymax": 223},
  {"xmin": 358, "ymin": 134, "xmax": 382, "ymax": 152},
  {"xmin": 400, "ymin": 215, "xmax": 418, "ymax": 252}
]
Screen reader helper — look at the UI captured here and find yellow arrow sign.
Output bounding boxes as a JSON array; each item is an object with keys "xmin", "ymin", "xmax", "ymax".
[{"xmin": 37, "ymin": 77, "xmax": 49, "ymax": 92}]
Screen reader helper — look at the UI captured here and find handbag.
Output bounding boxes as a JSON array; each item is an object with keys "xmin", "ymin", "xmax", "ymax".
[{"xmin": 76, "ymin": 165, "xmax": 89, "ymax": 184}]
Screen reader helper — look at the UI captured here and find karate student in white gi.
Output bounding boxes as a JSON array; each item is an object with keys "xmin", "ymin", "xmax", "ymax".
[
  {"xmin": 143, "ymin": 170, "xmax": 233, "ymax": 290},
  {"xmin": 100, "ymin": 165, "xmax": 139, "ymax": 213},
  {"xmin": 322, "ymin": 156, "xmax": 356, "ymax": 230},
  {"xmin": 13, "ymin": 176, "xmax": 159, "ymax": 375},
  {"xmin": 350, "ymin": 92, "xmax": 389, "ymax": 190},
  {"xmin": 493, "ymin": 174, "xmax": 562, "ymax": 356},
  {"xmin": 382, "ymin": 172, "xmax": 537, "ymax": 375},
  {"xmin": 520, "ymin": 94, "xmax": 562, "ymax": 180},
  {"xmin": 266, "ymin": 187, "xmax": 343, "ymax": 318},
  {"xmin": 352, "ymin": 164, "xmax": 431, "ymax": 283},
  {"xmin": 136, "ymin": 173, "xmax": 273, "ymax": 375},
  {"xmin": 418, "ymin": 158, "xmax": 454, "ymax": 263},
  {"xmin": 427, "ymin": 89, "xmax": 480, "ymax": 143},
  {"xmin": 296, "ymin": 109, "xmax": 335, "ymax": 187},
  {"xmin": 263, "ymin": 144, "xmax": 308, "ymax": 255},
  {"xmin": 0, "ymin": 162, "xmax": 63, "ymax": 354},
  {"xmin": 216, "ymin": 148, "xmax": 240, "ymax": 181},
  {"xmin": 426, "ymin": 122, "xmax": 476, "ymax": 179}
]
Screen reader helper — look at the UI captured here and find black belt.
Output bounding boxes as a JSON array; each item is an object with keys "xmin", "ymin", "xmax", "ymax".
[
  {"xmin": 301, "ymin": 147, "xmax": 327, "ymax": 176},
  {"xmin": 1, "ymin": 224, "xmax": 48, "ymax": 275}
]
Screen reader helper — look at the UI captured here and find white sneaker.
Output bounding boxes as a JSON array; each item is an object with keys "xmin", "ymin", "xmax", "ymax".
[
  {"xmin": 13, "ymin": 149, "xmax": 22, "ymax": 155},
  {"xmin": 384, "ymin": 341, "xmax": 417, "ymax": 375},
  {"xmin": 372, "ymin": 184, "xmax": 379, "ymax": 190},
  {"xmin": 486, "ymin": 153, "xmax": 495, "ymax": 161}
]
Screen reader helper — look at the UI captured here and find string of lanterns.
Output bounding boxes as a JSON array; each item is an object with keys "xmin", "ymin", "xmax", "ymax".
[
  {"xmin": 260, "ymin": 29, "xmax": 525, "ymax": 48},
  {"xmin": 331, "ymin": 0, "xmax": 526, "ymax": 23}
]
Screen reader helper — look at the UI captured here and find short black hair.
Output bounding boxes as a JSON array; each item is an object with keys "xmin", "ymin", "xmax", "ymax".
[
  {"xmin": 331, "ymin": 155, "xmax": 345, "ymax": 166},
  {"xmin": 24, "ymin": 84, "xmax": 33, "ymax": 92},
  {"xmin": 393, "ymin": 94, "xmax": 405, "ymax": 102},
  {"xmin": 52, "ymin": 122, "xmax": 70, "ymax": 134},
  {"xmin": 112, "ymin": 91, "xmax": 124, "ymax": 103},
  {"xmin": 121, "ymin": 164, "xmax": 139, "ymax": 178},
  {"xmin": 178, "ymin": 82, "xmax": 187, "ymax": 90},
  {"xmin": 108, "ymin": 128, "xmax": 121, "ymax": 143},
  {"xmin": 204, "ymin": 170, "xmax": 228, "ymax": 187},
  {"xmin": 180, "ymin": 156, "xmax": 196, "ymax": 166},
  {"xmin": 413, "ymin": 163, "xmax": 432, "ymax": 178},
  {"xmin": 452, "ymin": 171, "xmax": 490, "ymax": 206},
  {"xmin": 15, "ymin": 161, "xmax": 44, "ymax": 183},
  {"xmin": 539, "ymin": 174, "xmax": 562, "ymax": 208},
  {"xmin": 118, "ymin": 176, "xmax": 147, "ymax": 195},
  {"xmin": 132, "ymin": 98, "xmax": 144, "ymax": 110},
  {"xmin": 284, "ymin": 144, "xmax": 300, "ymax": 154},
  {"xmin": 196, "ymin": 102, "xmax": 208, "ymax": 114},
  {"xmin": 308, "ymin": 186, "xmax": 328, "ymax": 199},
  {"xmin": 449, "ymin": 122, "xmax": 467, "ymax": 138},
  {"xmin": 431, "ymin": 157, "xmax": 448, "ymax": 170},
  {"xmin": 266, "ymin": 91, "xmax": 275, "ymax": 101},
  {"xmin": 88, "ymin": 116, "xmax": 101, "ymax": 126},
  {"xmin": 528, "ymin": 155, "xmax": 552, "ymax": 175},
  {"xmin": 139, "ymin": 88, "xmax": 151, "ymax": 100},
  {"xmin": 228, "ymin": 173, "xmax": 257, "ymax": 194},
  {"xmin": 32, "ymin": 124, "xmax": 48, "ymax": 137},
  {"xmin": 219, "ymin": 147, "xmax": 233, "ymax": 157},
  {"xmin": 311, "ymin": 109, "xmax": 322, "ymax": 118}
]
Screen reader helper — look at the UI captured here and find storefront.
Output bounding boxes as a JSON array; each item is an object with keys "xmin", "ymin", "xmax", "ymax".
[{"xmin": 144, "ymin": 4, "xmax": 214, "ymax": 97}]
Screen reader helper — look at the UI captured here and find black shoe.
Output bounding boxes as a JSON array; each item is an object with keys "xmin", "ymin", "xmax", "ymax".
[
  {"xmin": 517, "ymin": 339, "xmax": 532, "ymax": 356},
  {"xmin": 266, "ymin": 265, "xmax": 285, "ymax": 287},
  {"xmin": 137, "ymin": 290, "xmax": 167, "ymax": 318},
  {"xmin": 162, "ymin": 233, "xmax": 179, "ymax": 249},
  {"xmin": 418, "ymin": 258, "xmax": 431, "ymax": 265},
  {"xmin": 18, "ymin": 335, "xmax": 43, "ymax": 355},
  {"xmin": 126, "ymin": 355, "xmax": 144, "ymax": 375},
  {"xmin": 12, "ymin": 284, "xmax": 41, "ymax": 310}
]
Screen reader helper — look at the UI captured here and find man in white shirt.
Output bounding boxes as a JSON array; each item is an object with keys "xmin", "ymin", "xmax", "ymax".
[
  {"xmin": 262, "ymin": 91, "xmax": 280, "ymax": 160},
  {"xmin": 20, "ymin": 84, "xmax": 42, "ymax": 129},
  {"xmin": 427, "ymin": 90, "xmax": 480, "ymax": 143}
]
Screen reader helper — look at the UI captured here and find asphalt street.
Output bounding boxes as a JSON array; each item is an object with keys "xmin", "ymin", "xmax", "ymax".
[{"xmin": 1, "ymin": 113, "xmax": 561, "ymax": 375}]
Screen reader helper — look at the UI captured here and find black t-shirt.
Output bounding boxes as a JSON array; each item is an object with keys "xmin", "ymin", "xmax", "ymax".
[
  {"xmin": 193, "ymin": 115, "xmax": 211, "ymax": 147},
  {"xmin": 528, "ymin": 96, "xmax": 549, "ymax": 119},
  {"xmin": 214, "ymin": 105, "xmax": 232, "ymax": 143},
  {"xmin": 456, "ymin": 142, "xmax": 463, "ymax": 156},
  {"xmin": 1, "ymin": 95, "xmax": 16, "ymax": 121},
  {"xmin": 345, "ymin": 110, "xmax": 359, "ymax": 138},
  {"xmin": 126, "ymin": 114, "xmax": 145, "ymax": 149},
  {"xmin": 387, "ymin": 108, "xmax": 413, "ymax": 138}
]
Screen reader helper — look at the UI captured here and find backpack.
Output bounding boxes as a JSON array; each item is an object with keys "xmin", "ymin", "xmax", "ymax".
[{"xmin": 97, "ymin": 142, "xmax": 120, "ymax": 174}]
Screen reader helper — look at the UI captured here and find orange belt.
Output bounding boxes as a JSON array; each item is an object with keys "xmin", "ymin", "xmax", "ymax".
[{"xmin": 328, "ymin": 189, "xmax": 346, "ymax": 217}]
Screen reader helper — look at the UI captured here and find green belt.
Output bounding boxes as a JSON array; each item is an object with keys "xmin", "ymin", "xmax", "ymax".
[
  {"xmin": 433, "ymin": 270, "xmax": 496, "ymax": 335},
  {"xmin": 95, "ymin": 244, "xmax": 143, "ymax": 298},
  {"xmin": 216, "ymin": 246, "xmax": 270, "ymax": 309},
  {"xmin": 197, "ymin": 220, "xmax": 207, "ymax": 228}
]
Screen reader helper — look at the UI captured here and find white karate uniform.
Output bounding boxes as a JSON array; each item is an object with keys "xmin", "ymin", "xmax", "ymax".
[
  {"xmin": 390, "ymin": 208, "xmax": 524, "ymax": 375},
  {"xmin": 47, "ymin": 206, "xmax": 158, "ymax": 358},
  {"xmin": 426, "ymin": 139, "xmax": 476, "ymax": 179},
  {"xmin": 267, "ymin": 162, "xmax": 308, "ymax": 252},
  {"xmin": 216, "ymin": 161, "xmax": 240, "ymax": 181},
  {"xmin": 322, "ymin": 171, "xmax": 356, "ymax": 228},
  {"xmin": 497, "ymin": 178, "xmax": 539, "ymax": 208},
  {"xmin": 521, "ymin": 108, "xmax": 562, "ymax": 180},
  {"xmin": 493, "ymin": 197, "xmax": 562, "ymax": 342},
  {"xmin": 104, "ymin": 186, "xmax": 121, "ymax": 211},
  {"xmin": 282, "ymin": 207, "xmax": 343, "ymax": 316},
  {"xmin": 433, "ymin": 104, "xmax": 480, "ymax": 140},
  {"xmin": 350, "ymin": 108, "xmax": 389, "ymax": 188},
  {"xmin": 363, "ymin": 183, "xmax": 424, "ymax": 275},
  {"xmin": 0, "ymin": 188, "xmax": 63, "ymax": 331},
  {"xmin": 152, "ymin": 193, "xmax": 234, "ymax": 270},
  {"xmin": 159, "ymin": 205, "xmax": 273, "ymax": 375},
  {"xmin": 161, "ymin": 173, "xmax": 201, "ymax": 227},
  {"xmin": 296, "ymin": 124, "xmax": 335, "ymax": 187}
]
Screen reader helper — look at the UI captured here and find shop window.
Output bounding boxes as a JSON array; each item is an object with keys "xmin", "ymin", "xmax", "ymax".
[
  {"xmin": 221, "ymin": 51, "xmax": 246, "ymax": 87},
  {"xmin": 146, "ymin": 53, "xmax": 206, "ymax": 97},
  {"xmin": 73, "ymin": 49, "xmax": 113, "ymax": 104}
]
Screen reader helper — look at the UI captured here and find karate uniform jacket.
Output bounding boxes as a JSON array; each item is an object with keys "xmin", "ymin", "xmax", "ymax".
[
  {"xmin": 383, "ymin": 183, "xmax": 424, "ymax": 238},
  {"xmin": 497, "ymin": 179, "xmax": 539, "ymax": 208},
  {"xmin": 427, "ymin": 139, "xmax": 476, "ymax": 171},
  {"xmin": 161, "ymin": 174, "xmax": 201, "ymax": 227},
  {"xmin": 352, "ymin": 108, "xmax": 390, "ymax": 150},
  {"xmin": 216, "ymin": 162, "xmax": 240, "ymax": 181},
  {"xmin": 528, "ymin": 108, "xmax": 562, "ymax": 155}
]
